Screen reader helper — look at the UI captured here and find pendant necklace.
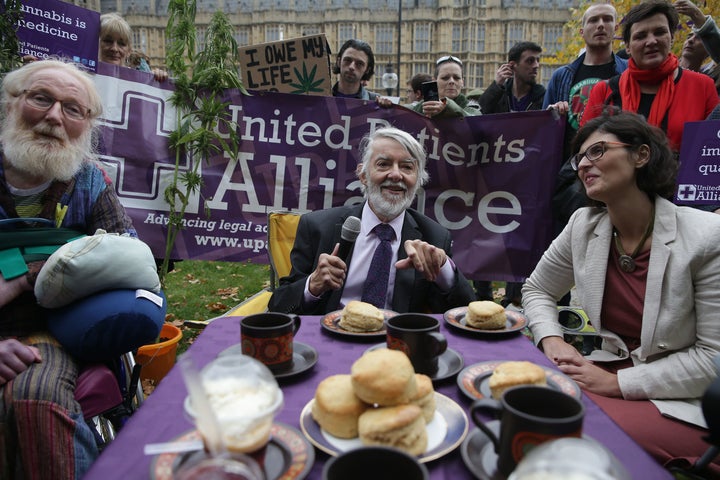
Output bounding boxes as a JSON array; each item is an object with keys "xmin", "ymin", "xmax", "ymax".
[{"xmin": 613, "ymin": 203, "xmax": 655, "ymax": 273}]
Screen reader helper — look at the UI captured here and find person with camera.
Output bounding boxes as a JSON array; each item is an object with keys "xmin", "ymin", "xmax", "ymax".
[{"xmin": 412, "ymin": 55, "xmax": 480, "ymax": 118}]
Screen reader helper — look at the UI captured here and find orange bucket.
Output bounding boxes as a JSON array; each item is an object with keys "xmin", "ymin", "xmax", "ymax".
[{"xmin": 136, "ymin": 323, "xmax": 183, "ymax": 384}]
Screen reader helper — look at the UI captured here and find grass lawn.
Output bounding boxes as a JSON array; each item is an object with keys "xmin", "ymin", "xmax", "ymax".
[{"xmin": 162, "ymin": 259, "xmax": 269, "ymax": 354}]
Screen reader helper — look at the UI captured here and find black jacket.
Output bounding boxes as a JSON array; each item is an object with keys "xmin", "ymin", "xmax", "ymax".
[
  {"xmin": 477, "ymin": 78, "xmax": 545, "ymax": 114},
  {"xmin": 268, "ymin": 203, "xmax": 476, "ymax": 315}
]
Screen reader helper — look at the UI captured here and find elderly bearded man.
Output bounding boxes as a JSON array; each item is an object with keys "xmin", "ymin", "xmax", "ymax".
[
  {"xmin": 0, "ymin": 60, "xmax": 136, "ymax": 478},
  {"xmin": 268, "ymin": 127, "xmax": 476, "ymax": 315}
]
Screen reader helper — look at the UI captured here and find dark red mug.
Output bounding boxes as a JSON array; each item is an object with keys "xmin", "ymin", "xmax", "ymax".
[
  {"xmin": 471, "ymin": 385, "xmax": 584, "ymax": 477},
  {"xmin": 386, "ymin": 313, "xmax": 447, "ymax": 376},
  {"xmin": 240, "ymin": 313, "xmax": 301, "ymax": 373}
]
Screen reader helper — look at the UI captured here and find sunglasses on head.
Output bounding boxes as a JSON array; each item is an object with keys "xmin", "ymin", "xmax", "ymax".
[{"xmin": 436, "ymin": 55, "xmax": 462, "ymax": 66}]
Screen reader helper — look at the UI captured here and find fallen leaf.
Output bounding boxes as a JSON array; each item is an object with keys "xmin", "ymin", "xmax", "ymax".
[{"xmin": 207, "ymin": 302, "xmax": 228, "ymax": 312}]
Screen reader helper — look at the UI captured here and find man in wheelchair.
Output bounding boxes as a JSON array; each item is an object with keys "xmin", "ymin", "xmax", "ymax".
[{"xmin": 0, "ymin": 59, "xmax": 137, "ymax": 478}]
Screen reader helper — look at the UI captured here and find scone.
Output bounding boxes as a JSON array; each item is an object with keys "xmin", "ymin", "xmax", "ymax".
[
  {"xmin": 339, "ymin": 300, "xmax": 385, "ymax": 332},
  {"xmin": 311, "ymin": 374, "xmax": 369, "ymax": 438},
  {"xmin": 410, "ymin": 374, "xmax": 436, "ymax": 423},
  {"xmin": 489, "ymin": 361, "xmax": 547, "ymax": 400},
  {"xmin": 358, "ymin": 404, "xmax": 428, "ymax": 456},
  {"xmin": 351, "ymin": 348, "xmax": 417, "ymax": 406},
  {"xmin": 466, "ymin": 300, "xmax": 506, "ymax": 330}
]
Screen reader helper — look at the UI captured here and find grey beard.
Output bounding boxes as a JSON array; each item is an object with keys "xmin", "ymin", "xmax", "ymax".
[
  {"xmin": 0, "ymin": 117, "xmax": 90, "ymax": 182},
  {"xmin": 366, "ymin": 181, "xmax": 417, "ymax": 221}
]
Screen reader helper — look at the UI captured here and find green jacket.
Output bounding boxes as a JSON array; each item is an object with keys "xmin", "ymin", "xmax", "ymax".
[{"xmin": 412, "ymin": 93, "xmax": 481, "ymax": 118}]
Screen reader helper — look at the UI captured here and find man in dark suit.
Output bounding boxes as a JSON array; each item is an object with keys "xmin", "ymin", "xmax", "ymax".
[{"xmin": 268, "ymin": 127, "xmax": 475, "ymax": 314}]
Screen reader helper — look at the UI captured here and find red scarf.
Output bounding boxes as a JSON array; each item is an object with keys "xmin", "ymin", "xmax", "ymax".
[{"xmin": 619, "ymin": 54, "xmax": 678, "ymax": 127}]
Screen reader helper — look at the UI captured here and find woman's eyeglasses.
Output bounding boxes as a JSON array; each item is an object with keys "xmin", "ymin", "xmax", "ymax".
[
  {"xmin": 570, "ymin": 140, "xmax": 632, "ymax": 171},
  {"xmin": 436, "ymin": 55, "xmax": 462, "ymax": 66},
  {"xmin": 22, "ymin": 90, "xmax": 90, "ymax": 120}
]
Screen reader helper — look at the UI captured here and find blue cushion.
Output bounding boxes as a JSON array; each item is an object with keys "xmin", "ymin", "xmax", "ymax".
[{"xmin": 46, "ymin": 289, "xmax": 166, "ymax": 362}]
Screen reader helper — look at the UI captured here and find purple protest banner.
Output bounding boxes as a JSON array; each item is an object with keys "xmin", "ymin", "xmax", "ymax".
[
  {"xmin": 15, "ymin": 0, "xmax": 100, "ymax": 71},
  {"xmin": 94, "ymin": 65, "xmax": 564, "ymax": 281},
  {"xmin": 676, "ymin": 120, "xmax": 720, "ymax": 206}
]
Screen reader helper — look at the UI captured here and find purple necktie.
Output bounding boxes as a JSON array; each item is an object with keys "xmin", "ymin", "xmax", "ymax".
[{"xmin": 361, "ymin": 223, "xmax": 394, "ymax": 309}]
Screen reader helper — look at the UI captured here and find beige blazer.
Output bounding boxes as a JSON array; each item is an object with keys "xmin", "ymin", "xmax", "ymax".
[{"xmin": 523, "ymin": 197, "xmax": 720, "ymax": 426}]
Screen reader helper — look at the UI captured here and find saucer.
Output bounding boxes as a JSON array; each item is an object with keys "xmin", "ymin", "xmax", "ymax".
[
  {"xmin": 150, "ymin": 422, "xmax": 314, "ymax": 480},
  {"xmin": 365, "ymin": 343, "xmax": 464, "ymax": 382},
  {"xmin": 461, "ymin": 421, "xmax": 503, "ymax": 480},
  {"xmin": 456, "ymin": 360, "xmax": 581, "ymax": 402},
  {"xmin": 321, "ymin": 309, "xmax": 398, "ymax": 339},
  {"xmin": 218, "ymin": 341, "xmax": 318, "ymax": 379},
  {"xmin": 444, "ymin": 307, "xmax": 527, "ymax": 335}
]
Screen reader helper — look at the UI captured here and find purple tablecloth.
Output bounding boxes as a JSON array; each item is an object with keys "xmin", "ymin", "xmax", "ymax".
[{"xmin": 83, "ymin": 315, "xmax": 672, "ymax": 479}]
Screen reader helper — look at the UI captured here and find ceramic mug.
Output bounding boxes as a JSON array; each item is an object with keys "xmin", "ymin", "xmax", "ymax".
[
  {"xmin": 322, "ymin": 446, "xmax": 429, "ymax": 480},
  {"xmin": 385, "ymin": 314, "xmax": 447, "ymax": 376},
  {"xmin": 240, "ymin": 313, "xmax": 301, "ymax": 372},
  {"xmin": 470, "ymin": 385, "xmax": 584, "ymax": 477}
]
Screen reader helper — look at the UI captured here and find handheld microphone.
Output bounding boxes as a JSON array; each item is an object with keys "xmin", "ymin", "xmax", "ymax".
[{"xmin": 337, "ymin": 216, "xmax": 361, "ymax": 261}]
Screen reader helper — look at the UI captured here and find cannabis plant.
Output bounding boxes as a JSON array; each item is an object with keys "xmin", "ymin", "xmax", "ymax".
[{"xmin": 161, "ymin": 2, "xmax": 246, "ymax": 284}]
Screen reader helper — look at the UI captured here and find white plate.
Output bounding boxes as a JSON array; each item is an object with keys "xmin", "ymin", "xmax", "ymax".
[{"xmin": 299, "ymin": 392, "xmax": 468, "ymax": 463}]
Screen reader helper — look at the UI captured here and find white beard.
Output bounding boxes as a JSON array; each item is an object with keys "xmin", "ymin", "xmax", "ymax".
[
  {"xmin": 0, "ymin": 112, "xmax": 90, "ymax": 182},
  {"xmin": 366, "ymin": 179, "xmax": 417, "ymax": 220}
]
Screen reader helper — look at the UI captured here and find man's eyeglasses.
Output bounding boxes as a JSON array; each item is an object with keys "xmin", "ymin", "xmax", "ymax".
[
  {"xmin": 22, "ymin": 90, "xmax": 90, "ymax": 120},
  {"xmin": 436, "ymin": 55, "xmax": 462, "ymax": 66},
  {"xmin": 570, "ymin": 141, "xmax": 633, "ymax": 171}
]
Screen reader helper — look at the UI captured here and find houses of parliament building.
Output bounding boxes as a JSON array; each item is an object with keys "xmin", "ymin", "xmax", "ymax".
[{"xmin": 71, "ymin": 0, "xmax": 578, "ymax": 98}]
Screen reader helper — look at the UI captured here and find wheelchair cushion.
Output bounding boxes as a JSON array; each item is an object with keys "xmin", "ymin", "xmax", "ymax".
[
  {"xmin": 47, "ymin": 289, "xmax": 166, "ymax": 363},
  {"xmin": 34, "ymin": 231, "xmax": 161, "ymax": 308}
]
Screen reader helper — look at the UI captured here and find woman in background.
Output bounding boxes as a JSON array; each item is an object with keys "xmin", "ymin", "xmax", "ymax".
[
  {"xmin": 99, "ymin": 12, "xmax": 167, "ymax": 82},
  {"xmin": 581, "ymin": 0, "xmax": 717, "ymax": 151},
  {"xmin": 413, "ymin": 55, "xmax": 480, "ymax": 118}
]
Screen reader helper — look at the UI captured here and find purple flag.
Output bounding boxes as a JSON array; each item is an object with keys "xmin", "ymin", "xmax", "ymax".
[
  {"xmin": 94, "ymin": 64, "xmax": 564, "ymax": 282},
  {"xmin": 676, "ymin": 120, "xmax": 720, "ymax": 206},
  {"xmin": 15, "ymin": 0, "xmax": 100, "ymax": 71}
]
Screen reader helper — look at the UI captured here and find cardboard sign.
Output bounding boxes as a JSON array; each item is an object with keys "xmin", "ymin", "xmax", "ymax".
[
  {"xmin": 14, "ymin": 0, "xmax": 100, "ymax": 71},
  {"xmin": 239, "ymin": 34, "xmax": 332, "ymax": 96},
  {"xmin": 676, "ymin": 120, "xmax": 720, "ymax": 206}
]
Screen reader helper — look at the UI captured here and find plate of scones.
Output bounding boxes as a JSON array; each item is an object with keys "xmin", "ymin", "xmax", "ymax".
[
  {"xmin": 456, "ymin": 360, "xmax": 582, "ymax": 402},
  {"xmin": 300, "ymin": 348, "xmax": 469, "ymax": 463},
  {"xmin": 322, "ymin": 301, "xmax": 398, "ymax": 338},
  {"xmin": 444, "ymin": 301, "xmax": 527, "ymax": 335}
]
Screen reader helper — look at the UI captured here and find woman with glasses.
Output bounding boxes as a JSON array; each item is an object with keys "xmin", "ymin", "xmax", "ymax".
[
  {"xmin": 581, "ymin": 0, "xmax": 717, "ymax": 152},
  {"xmin": 522, "ymin": 111, "xmax": 720, "ymax": 475},
  {"xmin": 412, "ymin": 56, "xmax": 480, "ymax": 118}
]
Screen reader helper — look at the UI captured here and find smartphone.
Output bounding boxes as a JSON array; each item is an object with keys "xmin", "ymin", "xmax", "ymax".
[{"xmin": 421, "ymin": 81, "xmax": 439, "ymax": 102}]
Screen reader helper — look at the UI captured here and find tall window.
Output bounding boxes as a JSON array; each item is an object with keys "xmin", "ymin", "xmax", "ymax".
[
  {"xmin": 302, "ymin": 25, "xmax": 321, "ymax": 36},
  {"xmin": 506, "ymin": 23, "xmax": 524, "ymax": 51},
  {"xmin": 543, "ymin": 24, "xmax": 563, "ymax": 55},
  {"xmin": 452, "ymin": 24, "xmax": 462, "ymax": 52},
  {"xmin": 196, "ymin": 26, "xmax": 206, "ymax": 53},
  {"xmin": 375, "ymin": 25, "xmax": 394, "ymax": 55},
  {"xmin": 476, "ymin": 24, "xmax": 486, "ymax": 52},
  {"xmin": 414, "ymin": 23, "xmax": 431, "ymax": 53},
  {"xmin": 234, "ymin": 27, "xmax": 250, "ymax": 48},
  {"xmin": 472, "ymin": 63, "xmax": 485, "ymax": 90},
  {"xmin": 265, "ymin": 25, "xmax": 283, "ymax": 42},
  {"xmin": 134, "ymin": 28, "xmax": 149, "ymax": 53},
  {"xmin": 338, "ymin": 24, "xmax": 356, "ymax": 44}
]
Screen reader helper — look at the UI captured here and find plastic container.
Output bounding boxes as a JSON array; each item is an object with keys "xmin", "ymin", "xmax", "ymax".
[{"xmin": 136, "ymin": 323, "xmax": 183, "ymax": 383}]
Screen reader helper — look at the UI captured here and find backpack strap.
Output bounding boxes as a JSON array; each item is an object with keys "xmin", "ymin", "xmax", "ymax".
[
  {"xmin": 602, "ymin": 73, "xmax": 671, "ymax": 133},
  {"xmin": 604, "ymin": 75, "xmax": 622, "ymax": 108},
  {"xmin": 0, "ymin": 218, "xmax": 85, "ymax": 280}
]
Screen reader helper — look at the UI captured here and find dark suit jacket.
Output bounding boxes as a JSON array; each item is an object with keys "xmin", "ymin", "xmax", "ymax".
[{"xmin": 268, "ymin": 204, "xmax": 476, "ymax": 314}]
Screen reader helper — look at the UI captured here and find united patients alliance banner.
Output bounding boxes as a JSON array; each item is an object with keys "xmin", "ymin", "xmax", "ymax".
[{"xmin": 93, "ymin": 63, "xmax": 564, "ymax": 282}]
